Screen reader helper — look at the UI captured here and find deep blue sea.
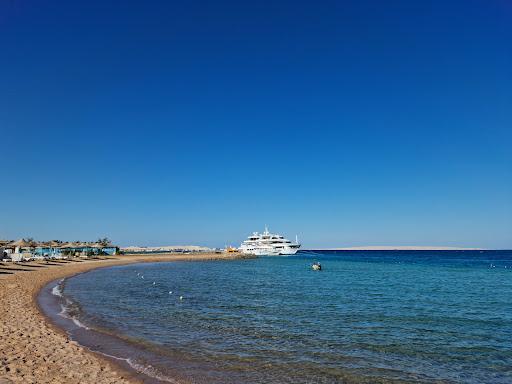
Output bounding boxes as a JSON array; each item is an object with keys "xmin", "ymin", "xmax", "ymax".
[{"xmin": 61, "ymin": 251, "xmax": 512, "ymax": 383}]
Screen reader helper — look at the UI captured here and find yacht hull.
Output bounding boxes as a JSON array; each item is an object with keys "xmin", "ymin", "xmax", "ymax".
[
  {"xmin": 240, "ymin": 246, "xmax": 300, "ymax": 256},
  {"xmin": 278, "ymin": 247, "xmax": 300, "ymax": 255}
]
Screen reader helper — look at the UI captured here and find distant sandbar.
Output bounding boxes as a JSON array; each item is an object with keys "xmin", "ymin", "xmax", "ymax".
[{"xmin": 307, "ymin": 246, "xmax": 484, "ymax": 251}]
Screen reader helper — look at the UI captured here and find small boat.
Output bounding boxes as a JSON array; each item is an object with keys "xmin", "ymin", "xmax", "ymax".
[{"xmin": 312, "ymin": 262, "xmax": 322, "ymax": 271}]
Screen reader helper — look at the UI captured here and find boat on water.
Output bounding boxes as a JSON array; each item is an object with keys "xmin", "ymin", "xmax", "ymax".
[{"xmin": 239, "ymin": 227, "xmax": 301, "ymax": 256}]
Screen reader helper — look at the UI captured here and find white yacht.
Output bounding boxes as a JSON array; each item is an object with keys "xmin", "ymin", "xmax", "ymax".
[{"xmin": 239, "ymin": 227, "xmax": 301, "ymax": 256}]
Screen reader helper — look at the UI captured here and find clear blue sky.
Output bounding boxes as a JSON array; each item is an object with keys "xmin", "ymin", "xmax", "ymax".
[{"xmin": 1, "ymin": 0, "xmax": 511, "ymax": 249}]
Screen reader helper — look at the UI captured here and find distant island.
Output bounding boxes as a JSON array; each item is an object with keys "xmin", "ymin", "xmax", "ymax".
[{"xmin": 307, "ymin": 246, "xmax": 484, "ymax": 251}]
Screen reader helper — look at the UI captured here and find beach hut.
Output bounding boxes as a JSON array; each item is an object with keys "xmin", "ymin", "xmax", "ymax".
[
  {"xmin": 88, "ymin": 242, "xmax": 102, "ymax": 254},
  {"xmin": 34, "ymin": 241, "xmax": 50, "ymax": 258},
  {"xmin": 79, "ymin": 242, "xmax": 95, "ymax": 257},
  {"xmin": 88, "ymin": 242, "xmax": 115, "ymax": 255},
  {"xmin": 99, "ymin": 243, "xmax": 118, "ymax": 255},
  {"xmin": 7, "ymin": 239, "xmax": 35, "ymax": 261},
  {"xmin": 45, "ymin": 241, "xmax": 64, "ymax": 258},
  {"xmin": 74, "ymin": 242, "xmax": 89, "ymax": 258},
  {"xmin": 59, "ymin": 242, "xmax": 81, "ymax": 257},
  {"xmin": 65, "ymin": 242, "xmax": 94, "ymax": 257}
]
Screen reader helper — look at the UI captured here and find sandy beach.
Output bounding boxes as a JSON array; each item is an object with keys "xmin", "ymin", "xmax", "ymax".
[{"xmin": 0, "ymin": 253, "xmax": 249, "ymax": 384}]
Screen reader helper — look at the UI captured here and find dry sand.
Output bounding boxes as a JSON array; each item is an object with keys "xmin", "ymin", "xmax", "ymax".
[{"xmin": 0, "ymin": 253, "xmax": 249, "ymax": 384}]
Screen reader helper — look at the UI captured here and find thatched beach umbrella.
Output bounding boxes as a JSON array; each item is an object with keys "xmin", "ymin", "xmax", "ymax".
[
  {"xmin": 39, "ymin": 241, "xmax": 61, "ymax": 257},
  {"xmin": 9, "ymin": 239, "xmax": 35, "ymax": 248},
  {"xmin": 60, "ymin": 242, "xmax": 83, "ymax": 251},
  {"xmin": 87, "ymin": 242, "xmax": 104, "ymax": 255}
]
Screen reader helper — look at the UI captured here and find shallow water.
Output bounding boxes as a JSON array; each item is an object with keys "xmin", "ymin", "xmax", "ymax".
[{"xmin": 62, "ymin": 251, "xmax": 512, "ymax": 383}]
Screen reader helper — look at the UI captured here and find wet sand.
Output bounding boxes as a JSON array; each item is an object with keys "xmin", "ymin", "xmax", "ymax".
[{"xmin": 0, "ymin": 253, "xmax": 250, "ymax": 384}]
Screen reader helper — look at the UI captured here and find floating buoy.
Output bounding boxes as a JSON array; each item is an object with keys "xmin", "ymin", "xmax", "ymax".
[
  {"xmin": 179, "ymin": 296, "xmax": 184, "ymax": 300},
  {"xmin": 153, "ymin": 281, "xmax": 156, "ymax": 285},
  {"xmin": 169, "ymin": 291, "xmax": 173, "ymax": 294}
]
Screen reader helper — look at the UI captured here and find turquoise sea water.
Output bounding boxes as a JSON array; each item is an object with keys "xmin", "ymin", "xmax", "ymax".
[{"xmin": 62, "ymin": 251, "xmax": 512, "ymax": 383}]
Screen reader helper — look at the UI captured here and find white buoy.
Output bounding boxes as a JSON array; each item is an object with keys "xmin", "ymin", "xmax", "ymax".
[
  {"xmin": 169, "ymin": 291, "xmax": 173, "ymax": 294},
  {"xmin": 153, "ymin": 281, "xmax": 156, "ymax": 285},
  {"xmin": 179, "ymin": 296, "xmax": 184, "ymax": 300}
]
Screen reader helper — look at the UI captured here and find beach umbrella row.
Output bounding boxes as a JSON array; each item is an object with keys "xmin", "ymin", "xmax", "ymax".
[{"xmin": 2, "ymin": 240, "xmax": 113, "ymax": 249}]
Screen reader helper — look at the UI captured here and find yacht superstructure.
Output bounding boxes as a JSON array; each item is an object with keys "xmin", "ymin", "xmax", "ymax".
[{"xmin": 239, "ymin": 227, "xmax": 301, "ymax": 256}]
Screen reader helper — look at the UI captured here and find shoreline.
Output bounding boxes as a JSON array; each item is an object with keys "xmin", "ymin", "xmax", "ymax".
[{"xmin": 0, "ymin": 253, "xmax": 252, "ymax": 384}]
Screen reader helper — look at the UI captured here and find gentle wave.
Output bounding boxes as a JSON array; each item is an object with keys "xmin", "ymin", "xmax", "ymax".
[
  {"xmin": 51, "ymin": 279, "xmax": 91, "ymax": 331},
  {"xmin": 51, "ymin": 277, "xmax": 178, "ymax": 383},
  {"xmin": 51, "ymin": 279, "xmax": 64, "ymax": 297},
  {"xmin": 88, "ymin": 347, "xmax": 180, "ymax": 384},
  {"xmin": 126, "ymin": 359, "xmax": 180, "ymax": 384}
]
